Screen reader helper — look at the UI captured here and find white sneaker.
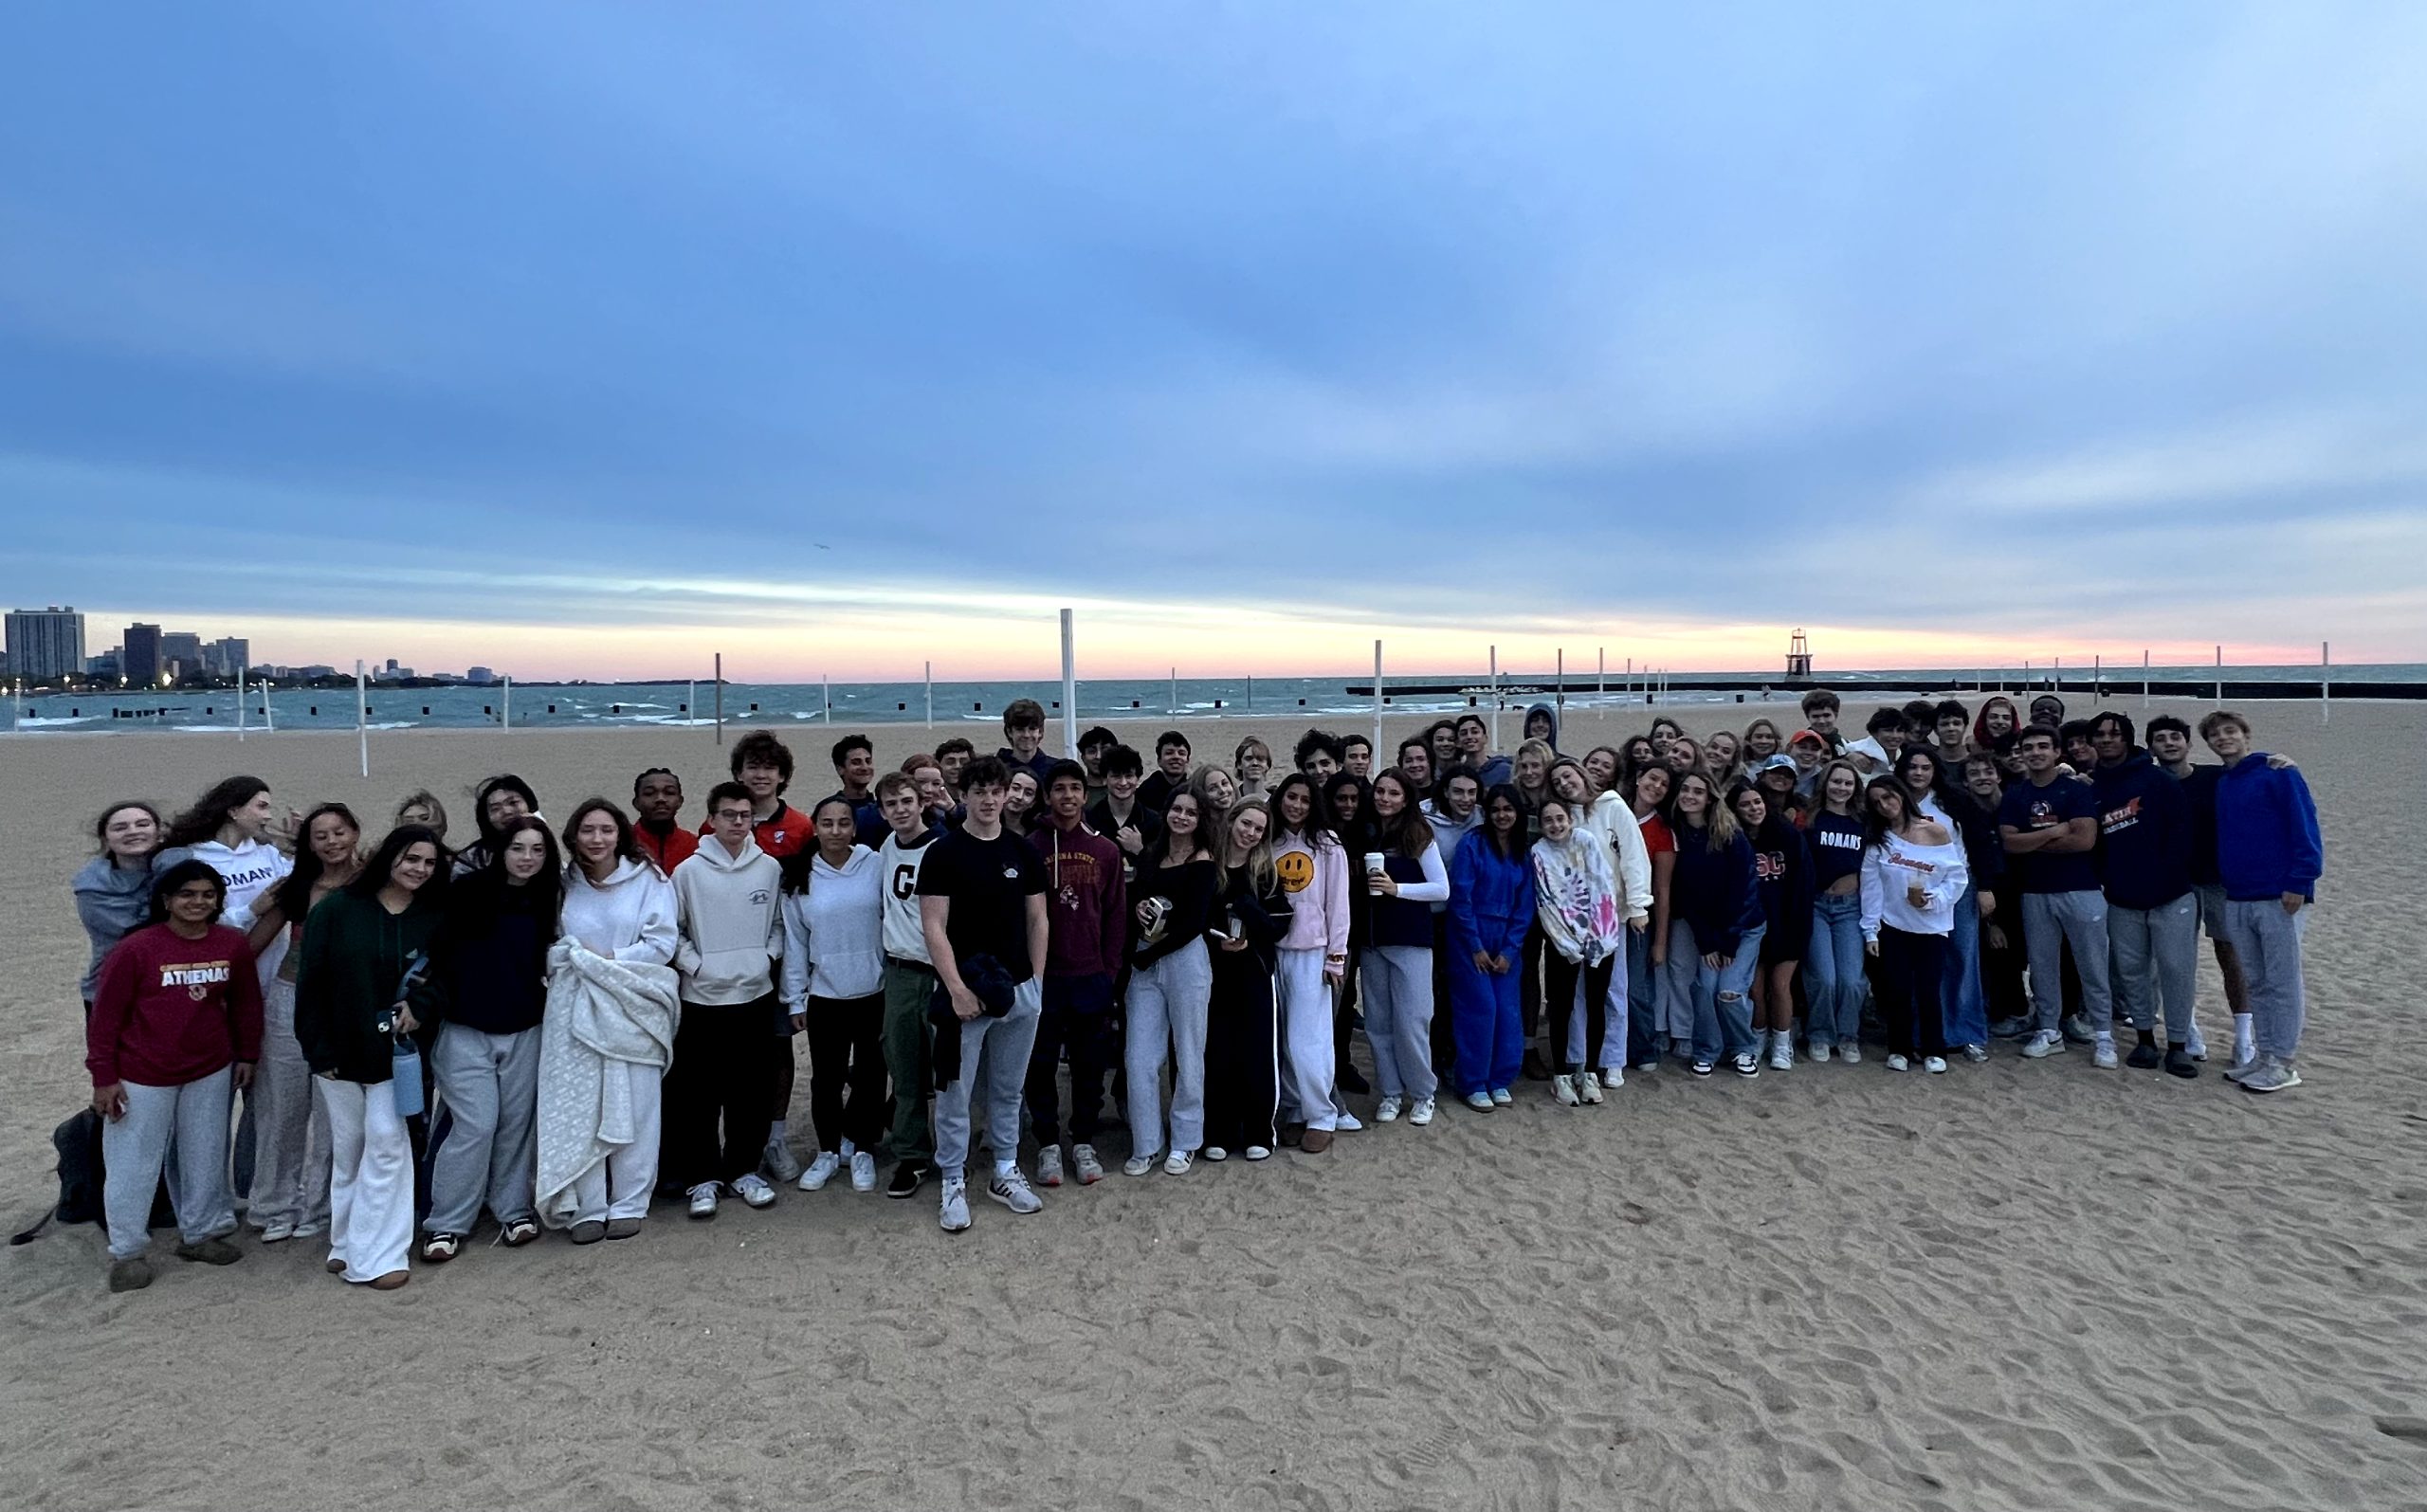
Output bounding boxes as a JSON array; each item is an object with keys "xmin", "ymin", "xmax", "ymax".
[
  {"xmin": 1374, "ymin": 1096, "xmax": 1402, "ymax": 1123},
  {"xmin": 1961, "ymin": 1043, "xmax": 1989, "ymax": 1063},
  {"xmin": 1122, "ymin": 1152, "xmax": 1159, "ymax": 1177},
  {"xmin": 938, "ymin": 1176, "xmax": 971, "ymax": 1232},
  {"xmin": 1597, "ymin": 1066, "xmax": 1624, "ymax": 1091},
  {"xmin": 1489, "ymin": 1088, "xmax": 1513, "ymax": 1106},
  {"xmin": 1576, "ymin": 1074, "xmax": 1603, "ymax": 1106},
  {"xmin": 796, "ymin": 1152, "xmax": 841, "ymax": 1192},
  {"xmin": 1162, "ymin": 1150, "xmax": 1194, "ymax": 1175},
  {"xmin": 1203, "ymin": 1145, "xmax": 1229, "ymax": 1161},
  {"xmin": 292, "ymin": 1220, "xmax": 324, "ymax": 1239},
  {"xmin": 1465, "ymin": 1091, "xmax": 1495, "ymax": 1111},
  {"xmin": 1924, "ymin": 1055, "xmax": 1948, "ymax": 1074},
  {"xmin": 2092, "ymin": 1038, "xmax": 2120, "ymax": 1070},
  {"xmin": 1886, "ymin": 1053, "xmax": 1910, "ymax": 1073},
  {"xmin": 259, "ymin": 1219, "xmax": 296, "ymax": 1244},
  {"xmin": 760, "ymin": 1138, "xmax": 804, "ymax": 1184},
  {"xmin": 1839, "ymin": 1044, "xmax": 1862, "ymax": 1065},
  {"xmin": 1769, "ymin": 1038, "xmax": 1793, "ymax": 1070},
  {"xmin": 987, "ymin": 1168, "xmax": 1043, "ymax": 1213},
  {"xmin": 2021, "ymin": 1030, "xmax": 2064, "ymax": 1059},
  {"xmin": 849, "ymin": 1151, "xmax": 877, "ymax": 1193},
  {"xmin": 685, "ymin": 1182, "xmax": 720, "ymax": 1219},
  {"xmin": 2185, "ymin": 1020, "xmax": 2209, "ymax": 1060},
  {"xmin": 1071, "ymin": 1144, "xmax": 1104, "ymax": 1184},
  {"xmin": 1809, "ymin": 1043, "xmax": 1833, "ymax": 1064},
  {"xmin": 1335, "ymin": 1113, "xmax": 1364, "ymax": 1132},
  {"xmin": 732, "ymin": 1173, "xmax": 777, "ymax": 1209},
  {"xmin": 1408, "ymin": 1098, "xmax": 1436, "ymax": 1125},
  {"xmin": 1035, "ymin": 1145, "xmax": 1065, "ymax": 1188},
  {"xmin": 1243, "ymin": 1145, "xmax": 1271, "ymax": 1160},
  {"xmin": 1553, "ymin": 1074, "xmax": 1580, "ymax": 1107}
]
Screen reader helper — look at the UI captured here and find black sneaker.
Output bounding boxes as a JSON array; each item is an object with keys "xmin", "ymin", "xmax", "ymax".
[
  {"xmin": 885, "ymin": 1160, "xmax": 929, "ymax": 1200},
  {"xmin": 2163, "ymin": 1047, "xmax": 2199, "ymax": 1080},
  {"xmin": 2126, "ymin": 1041, "xmax": 2163, "ymax": 1070}
]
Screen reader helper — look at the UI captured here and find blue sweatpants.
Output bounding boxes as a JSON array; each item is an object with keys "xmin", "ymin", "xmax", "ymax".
[{"xmin": 1448, "ymin": 953, "xmax": 1523, "ymax": 1097}]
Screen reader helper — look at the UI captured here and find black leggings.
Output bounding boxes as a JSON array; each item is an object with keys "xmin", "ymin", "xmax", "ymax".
[
  {"xmin": 1543, "ymin": 952, "xmax": 1616, "ymax": 1075},
  {"xmin": 805, "ymin": 992, "xmax": 888, "ymax": 1154},
  {"xmin": 1874, "ymin": 928, "xmax": 1949, "ymax": 1058}
]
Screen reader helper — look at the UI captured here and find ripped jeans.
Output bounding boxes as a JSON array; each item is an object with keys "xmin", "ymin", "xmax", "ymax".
[{"xmin": 1688, "ymin": 923, "xmax": 1767, "ymax": 1066}]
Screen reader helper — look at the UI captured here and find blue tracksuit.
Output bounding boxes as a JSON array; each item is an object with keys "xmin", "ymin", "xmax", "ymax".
[{"xmin": 1448, "ymin": 834, "xmax": 1536, "ymax": 1095}]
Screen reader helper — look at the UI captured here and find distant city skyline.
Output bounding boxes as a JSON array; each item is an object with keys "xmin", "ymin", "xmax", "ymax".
[{"xmin": 6, "ymin": 7, "xmax": 2423, "ymax": 671}]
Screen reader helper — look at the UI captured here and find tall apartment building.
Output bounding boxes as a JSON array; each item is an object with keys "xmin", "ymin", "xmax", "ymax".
[{"xmin": 3, "ymin": 606, "xmax": 86, "ymax": 681}]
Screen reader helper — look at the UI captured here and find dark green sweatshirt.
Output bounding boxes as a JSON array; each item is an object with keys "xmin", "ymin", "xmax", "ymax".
[{"xmin": 295, "ymin": 887, "xmax": 445, "ymax": 1083}]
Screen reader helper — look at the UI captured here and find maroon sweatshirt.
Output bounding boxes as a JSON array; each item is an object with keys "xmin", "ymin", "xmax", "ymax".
[
  {"xmin": 87, "ymin": 923, "xmax": 264, "ymax": 1088},
  {"xmin": 1028, "ymin": 819, "xmax": 1127, "ymax": 978}
]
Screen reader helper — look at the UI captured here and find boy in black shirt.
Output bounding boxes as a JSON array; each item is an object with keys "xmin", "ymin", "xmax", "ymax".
[{"xmin": 917, "ymin": 757, "xmax": 1049, "ymax": 1232}]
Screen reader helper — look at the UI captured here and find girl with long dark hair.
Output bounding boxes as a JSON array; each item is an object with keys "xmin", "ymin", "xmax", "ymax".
[
  {"xmin": 1624, "ymin": 764, "xmax": 1679, "ymax": 1069},
  {"xmin": 1669, "ymin": 772, "xmax": 1766, "ymax": 1078},
  {"xmin": 778, "ymin": 796, "xmax": 888, "ymax": 1195},
  {"xmin": 1268, "ymin": 774, "xmax": 1352, "ymax": 1153},
  {"xmin": 1801, "ymin": 760, "xmax": 1869, "ymax": 1064},
  {"xmin": 1728, "ymin": 783, "xmax": 1812, "ymax": 1070},
  {"xmin": 1324, "ymin": 772, "xmax": 1378, "ymax": 1099},
  {"xmin": 295, "ymin": 825, "xmax": 447, "ymax": 1289},
  {"xmin": 1898, "ymin": 745, "xmax": 1994, "ymax": 1060},
  {"xmin": 539, "ymin": 799, "xmax": 679, "ymax": 1241},
  {"xmin": 1532, "ymin": 794, "xmax": 1622, "ymax": 1107},
  {"xmin": 1358, "ymin": 769, "xmax": 1451, "ymax": 1125},
  {"xmin": 417, "ymin": 815, "xmax": 558, "ymax": 1261},
  {"xmin": 1447, "ymin": 784, "xmax": 1534, "ymax": 1109},
  {"xmin": 450, "ymin": 774, "xmax": 538, "ymax": 879},
  {"xmin": 1859, "ymin": 778, "xmax": 1968, "ymax": 1074},
  {"xmin": 1124, "ymin": 789, "xmax": 1221, "ymax": 1175},
  {"xmin": 243, "ymin": 803, "xmax": 361, "ymax": 1242},
  {"xmin": 73, "ymin": 801, "xmax": 164, "ymax": 1016}
]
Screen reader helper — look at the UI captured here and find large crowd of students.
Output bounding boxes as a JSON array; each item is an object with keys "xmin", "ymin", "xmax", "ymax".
[{"xmin": 72, "ymin": 689, "xmax": 2325, "ymax": 1290}]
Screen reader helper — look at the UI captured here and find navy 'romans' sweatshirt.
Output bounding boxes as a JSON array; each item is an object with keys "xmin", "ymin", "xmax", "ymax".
[
  {"xmin": 2090, "ymin": 751, "xmax": 2194, "ymax": 909},
  {"xmin": 1669, "ymin": 825, "xmax": 1763, "ymax": 959}
]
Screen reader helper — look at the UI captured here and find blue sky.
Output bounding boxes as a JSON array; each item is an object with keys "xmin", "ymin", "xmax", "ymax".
[{"xmin": 5, "ymin": 2, "xmax": 2424, "ymax": 679}]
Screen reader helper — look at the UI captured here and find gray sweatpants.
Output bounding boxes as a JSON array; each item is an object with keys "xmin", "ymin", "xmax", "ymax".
[
  {"xmin": 934, "ymin": 978, "xmax": 1043, "ymax": 1179},
  {"xmin": 247, "ymin": 975, "xmax": 332, "ymax": 1233},
  {"xmin": 1125, "ymin": 938, "xmax": 1213, "ymax": 1157},
  {"xmin": 2108, "ymin": 893, "xmax": 2199, "ymax": 1042},
  {"xmin": 426, "ymin": 1023, "xmax": 540, "ymax": 1234},
  {"xmin": 103, "ymin": 1066, "xmax": 236, "ymax": 1261},
  {"xmin": 2219, "ymin": 899, "xmax": 2309, "ymax": 1062},
  {"xmin": 2023, "ymin": 889, "xmax": 2112, "ymax": 1034},
  {"xmin": 1361, "ymin": 944, "xmax": 1439, "ymax": 1102}
]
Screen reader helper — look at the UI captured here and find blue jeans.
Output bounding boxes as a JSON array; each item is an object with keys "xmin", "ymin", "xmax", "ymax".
[
  {"xmin": 1689, "ymin": 924, "xmax": 1767, "ymax": 1064},
  {"xmin": 1624, "ymin": 924, "xmax": 1659, "ymax": 1067},
  {"xmin": 1942, "ymin": 882, "xmax": 1988, "ymax": 1047},
  {"xmin": 1805, "ymin": 892, "xmax": 1866, "ymax": 1050}
]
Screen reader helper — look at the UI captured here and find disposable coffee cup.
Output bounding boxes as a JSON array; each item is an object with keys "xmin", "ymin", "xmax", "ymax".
[{"xmin": 1364, "ymin": 852, "xmax": 1385, "ymax": 874}]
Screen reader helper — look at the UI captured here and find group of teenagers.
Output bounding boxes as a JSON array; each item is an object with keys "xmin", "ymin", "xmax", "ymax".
[{"xmin": 72, "ymin": 686, "xmax": 2324, "ymax": 1288}]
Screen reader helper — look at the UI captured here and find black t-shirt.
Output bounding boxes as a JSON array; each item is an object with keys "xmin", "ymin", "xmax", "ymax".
[{"xmin": 916, "ymin": 827, "xmax": 1049, "ymax": 982}]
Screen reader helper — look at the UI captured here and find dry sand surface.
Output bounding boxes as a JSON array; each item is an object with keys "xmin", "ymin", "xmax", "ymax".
[{"xmin": 3, "ymin": 701, "xmax": 2422, "ymax": 1511}]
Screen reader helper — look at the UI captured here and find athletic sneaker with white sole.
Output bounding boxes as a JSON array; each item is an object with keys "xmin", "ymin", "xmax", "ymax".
[
  {"xmin": 1035, "ymin": 1146, "xmax": 1064, "ymax": 1188},
  {"xmin": 1924, "ymin": 1055, "xmax": 1948, "ymax": 1074},
  {"xmin": 1597, "ymin": 1067, "xmax": 1624, "ymax": 1091},
  {"xmin": 1808, "ymin": 1043, "xmax": 1833, "ymax": 1064},
  {"xmin": 1243, "ymin": 1145, "xmax": 1271, "ymax": 1160},
  {"xmin": 988, "ymin": 1169, "xmax": 1043, "ymax": 1213},
  {"xmin": 1072, "ymin": 1144, "xmax": 1104, "ymax": 1184},
  {"xmin": 939, "ymin": 1176, "xmax": 971, "ymax": 1232},
  {"xmin": 2239, "ymin": 1059, "xmax": 2302, "ymax": 1094},
  {"xmin": 686, "ymin": 1183, "xmax": 721, "ymax": 1219},
  {"xmin": 797, "ymin": 1152, "xmax": 841, "ymax": 1192},
  {"xmin": 1553, "ymin": 1074, "xmax": 1580, "ymax": 1106},
  {"xmin": 1203, "ymin": 1146, "xmax": 1230, "ymax": 1161},
  {"xmin": 732, "ymin": 1173, "xmax": 777, "ymax": 1209},
  {"xmin": 1489, "ymin": 1088, "xmax": 1513, "ymax": 1106},
  {"xmin": 1408, "ymin": 1098, "xmax": 1436, "ymax": 1125},
  {"xmin": 2061, "ymin": 1013, "xmax": 2096, "ymax": 1045},
  {"xmin": 2021, "ymin": 1030, "xmax": 2064, "ymax": 1059},
  {"xmin": 1335, "ymin": 1113, "xmax": 1364, "ymax": 1132},
  {"xmin": 1122, "ymin": 1152, "xmax": 1160, "ymax": 1177},
  {"xmin": 761, "ymin": 1139, "xmax": 804, "ymax": 1184},
  {"xmin": 849, "ymin": 1151, "xmax": 877, "ymax": 1193},
  {"xmin": 2224, "ymin": 1054, "xmax": 2263, "ymax": 1084},
  {"xmin": 2092, "ymin": 1038, "xmax": 2120, "ymax": 1069},
  {"xmin": 1374, "ymin": 1097, "xmax": 1402, "ymax": 1123},
  {"xmin": 1839, "ymin": 1044, "xmax": 1862, "ymax": 1065},
  {"xmin": 1731, "ymin": 1053, "xmax": 1760, "ymax": 1078},
  {"xmin": 1465, "ymin": 1091, "xmax": 1495, "ymax": 1112},
  {"xmin": 1961, "ymin": 1044, "xmax": 1989, "ymax": 1064},
  {"xmin": 1162, "ymin": 1150, "xmax": 1194, "ymax": 1175},
  {"xmin": 1769, "ymin": 1039, "xmax": 1793, "ymax": 1070},
  {"xmin": 1576, "ymin": 1075, "xmax": 1603, "ymax": 1106},
  {"xmin": 1886, "ymin": 1053, "xmax": 1910, "ymax": 1072}
]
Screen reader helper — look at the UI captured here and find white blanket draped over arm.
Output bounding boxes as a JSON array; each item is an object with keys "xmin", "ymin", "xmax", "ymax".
[{"xmin": 534, "ymin": 938, "xmax": 682, "ymax": 1227}]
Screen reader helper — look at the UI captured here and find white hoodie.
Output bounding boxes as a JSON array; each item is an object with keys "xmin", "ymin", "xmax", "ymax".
[
  {"xmin": 778, "ymin": 846, "xmax": 887, "ymax": 1008},
  {"xmin": 670, "ymin": 835, "xmax": 784, "ymax": 1005},
  {"xmin": 158, "ymin": 836, "xmax": 294, "ymax": 985},
  {"xmin": 1583, "ymin": 795, "xmax": 1654, "ymax": 925},
  {"xmin": 559, "ymin": 857, "xmax": 678, "ymax": 967},
  {"xmin": 1859, "ymin": 829, "xmax": 1971, "ymax": 941}
]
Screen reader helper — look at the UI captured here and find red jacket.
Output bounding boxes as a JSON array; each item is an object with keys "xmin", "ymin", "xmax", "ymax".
[
  {"xmin": 696, "ymin": 801, "xmax": 813, "ymax": 860},
  {"xmin": 637, "ymin": 821, "xmax": 700, "ymax": 874},
  {"xmin": 88, "ymin": 923, "xmax": 264, "ymax": 1088}
]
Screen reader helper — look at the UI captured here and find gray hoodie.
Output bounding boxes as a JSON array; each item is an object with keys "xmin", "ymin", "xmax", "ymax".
[
  {"xmin": 73, "ymin": 853, "xmax": 158, "ymax": 1000},
  {"xmin": 669, "ymin": 834, "xmax": 784, "ymax": 1006}
]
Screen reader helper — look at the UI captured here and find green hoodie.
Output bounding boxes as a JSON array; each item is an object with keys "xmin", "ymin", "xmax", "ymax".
[{"xmin": 295, "ymin": 886, "xmax": 445, "ymax": 1083}]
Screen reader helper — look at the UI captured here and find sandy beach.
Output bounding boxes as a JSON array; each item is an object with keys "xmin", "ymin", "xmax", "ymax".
[{"xmin": 2, "ymin": 699, "xmax": 2419, "ymax": 1511}]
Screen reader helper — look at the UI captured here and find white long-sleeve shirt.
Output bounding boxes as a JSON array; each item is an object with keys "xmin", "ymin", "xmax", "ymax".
[
  {"xmin": 1584, "ymin": 795, "xmax": 1654, "ymax": 924},
  {"xmin": 1859, "ymin": 829, "xmax": 1970, "ymax": 941},
  {"xmin": 1390, "ymin": 842, "xmax": 1451, "ymax": 903}
]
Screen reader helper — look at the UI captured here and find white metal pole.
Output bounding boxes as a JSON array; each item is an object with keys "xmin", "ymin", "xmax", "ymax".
[
  {"xmin": 1597, "ymin": 647, "xmax": 1605, "ymax": 698},
  {"xmin": 355, "ymin": 660, "xmax": 369, "ymax": 778},
  {"xmin": 2322, "ymin": 640, "xmax": 2330, "ymax": 725},
  {"xmin": 237, "ymin": 663, "xmax": 246, "ymax": 741},
  {"xmin": 2093, "ymin": 653, "xmax": 2101, "ymax": 701},
  {"xmin": 2215, "ymin": 645, "xmax": 2223, "ymax": 702},
  {"xmin": 503, "ymin": 674, "xmax": 512, "ymax": 731},
  {"xmin": 1488, "ymin": 645, "xmax": 1501, "ymax": 753},
  {"xmin": 924, "ymin": 661, "xmax": 933, "ymax": 730},
  {"xmin": 687, "ymin": 679, "xmax": 696, "ymax": 725},
  {"xmin": 262, "ymin": 680, "xmax": 274, "ymax": 732},
  {"xmin": 1556, "ymin": 647, "xmax": 1565, "ymax": 719},
  {"xmin": 715, "ymin": 653, "xmax": 724, "ymax": 745},
  {"xmin": 2143, "ymin": 649, "xmax": 2149, "ymax": 708},
  {"xmin": 822, "ymin": 674, "xmax": 831, "ymax": 723},
  {"xmin": 1059, "ymin": 609, "xmax": 1078, "ymax": 757},
  {"xmin": 1372, "ymin": 640, "xmax": 1385, "ymax": 759},
  {"xmin": 1170, "ymin": 666, "xmax": 1178, "ymax": 717}
]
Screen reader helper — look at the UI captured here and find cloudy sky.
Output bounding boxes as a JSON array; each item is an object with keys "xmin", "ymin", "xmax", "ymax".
[{"xmin": 5, "ymin": 3, "xmax": 2423, "ymax": 680}]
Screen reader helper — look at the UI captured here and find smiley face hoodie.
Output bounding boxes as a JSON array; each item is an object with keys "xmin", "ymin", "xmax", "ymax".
[{"xmin": 670, "ymin": 834, "xmax": 784, "ymax": 1005}]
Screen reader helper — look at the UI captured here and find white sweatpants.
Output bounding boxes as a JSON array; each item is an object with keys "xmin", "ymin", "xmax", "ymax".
[
  {"xmin": 566, "ymin": 1062, "xmax": 665, "ymax": 1224},
  {"xmin": 247, "ymin": 975, "xmax": 333, "ymax": 1233},
  {"xmin": 319, "ymin": 1077, "xmax": 413, "ymax": 1283},
  {"xmin": 1275, "ymin": 947, "xmax": 1342, "ymax": 1133}
]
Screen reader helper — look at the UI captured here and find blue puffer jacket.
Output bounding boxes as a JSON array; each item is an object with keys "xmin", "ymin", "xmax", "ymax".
[{"xmin": 1449, "ymin": 834, "xmax": 1534, "ymax": 958}]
